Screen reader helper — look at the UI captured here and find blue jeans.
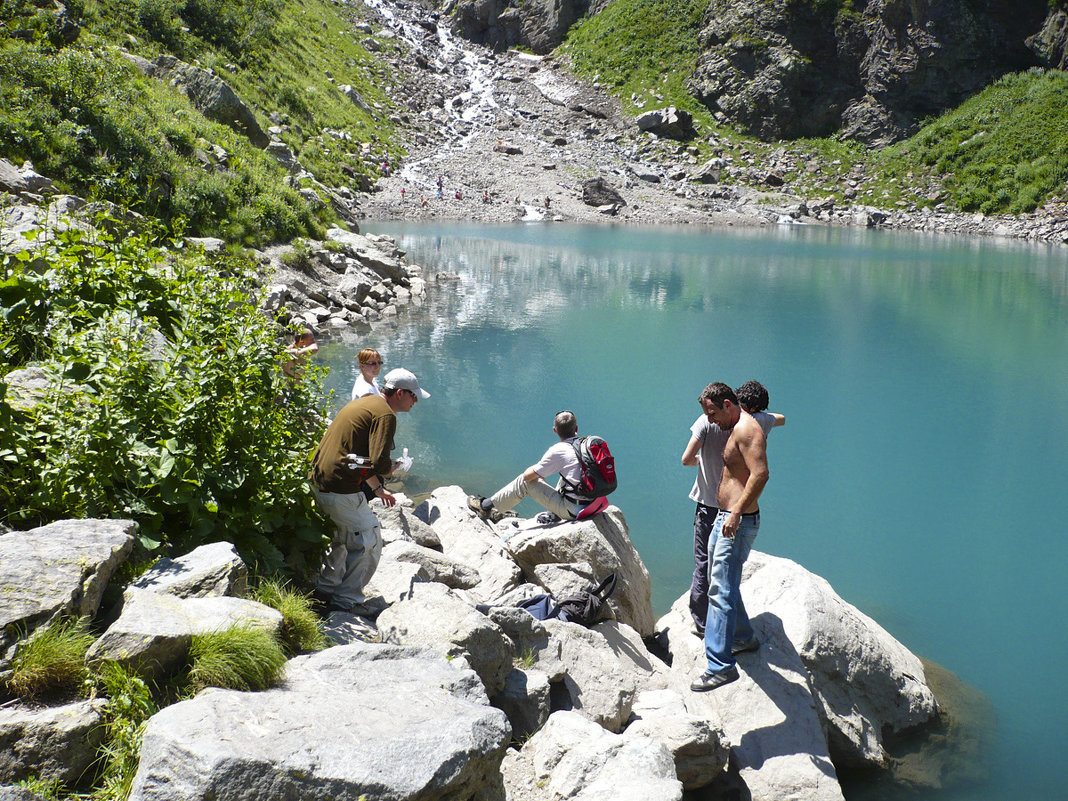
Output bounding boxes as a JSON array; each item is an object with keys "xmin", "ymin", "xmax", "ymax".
[{"xmin": 704, "ymin": 509, "xmax": 759, "ymax": 675}]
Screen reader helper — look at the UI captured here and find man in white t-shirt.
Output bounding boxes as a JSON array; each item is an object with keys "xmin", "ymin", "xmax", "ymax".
[{"xmin": 469, "ymin": 410, "xmax": 588, "ymax": 523}]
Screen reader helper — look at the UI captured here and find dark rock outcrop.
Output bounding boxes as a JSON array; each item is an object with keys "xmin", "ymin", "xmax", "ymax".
[
  {"xmin": 581, "ymin": 176, "xmax": 626, "ymax": 209},
  {"xmin": 1026, "ymin": 8, "xmax": 1068, "ymax": 70},
  {"xmin": 688, "ymin": 0, "xmax": 1046, "ymax": 146},
  {"xmin": 449, "ymin": 0, "xmax": 591, "ymax": 53}
]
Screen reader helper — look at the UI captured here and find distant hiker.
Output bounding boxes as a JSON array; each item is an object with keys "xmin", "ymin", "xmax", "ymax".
[
  {"xmin": 381, "ymin": 160, "xmax": 390, "ymax": 177},
  {"xmin": 482, "ymin": 190, "xmax": 490, "ymax": 203},
  {"xmin": 283, "ymin": 326, "xmax": 318, "ymax": 381},
  {"xmin": 400, "ymin": 187, "xmax": 406, "ymax": 202},
  {"xmin": 468, "ymin": 410, "xmax": 600, "ymax": 524},
  {"xmin": 350, "ymin": 348, "xmax": 383, "ymax": 400},
  {"xmin": 544, "ymin": 196, "xmax": 551, "ymax": 209},
  {"xmin": 682, "ymin": 382, "xmax": 771, "ymax": 693},
  {"xmin": 454, "ymin": 188, "xmax": 462, "ymax": 200},
  {"xmin": 421, "ymin": 194, "xmax": 429, "ymax": 208},
  {"xmin": 310, "ymin": 368, "xmax": 430, "ymax": 615}
]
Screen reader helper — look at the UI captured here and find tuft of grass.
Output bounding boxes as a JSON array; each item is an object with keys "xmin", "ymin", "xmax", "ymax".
[
  {"xmin": 188, "ymin": 625, "xmax": 287, "ymax": 691},
  {"xmin": 90, "ymin": 662, "xmax": 159, "ymax": 801},
  {"xmin": 252, "ymin": 579, "xmax": 329, "ymax": 655},
  {"xmin": 515, "ymin": 648, "xmax": 536, "ymax": 669},
  {"xmin": 5, "ymin": 618, "xmax": 95, "ymax": 701}
]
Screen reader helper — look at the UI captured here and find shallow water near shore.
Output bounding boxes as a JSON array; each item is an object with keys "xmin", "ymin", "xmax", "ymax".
[{"xmin": 317, "ymin": 221, "xmax": 1068, "ymax": 801}]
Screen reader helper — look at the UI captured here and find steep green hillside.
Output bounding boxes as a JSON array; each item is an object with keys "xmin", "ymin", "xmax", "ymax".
[
  {"xmin": 0, "ymin": 0, "xmax": 400, "ymax": 245},
  {"xmin": 874, "ymin": 69, "xmax": 1068, "ymax": 214}
]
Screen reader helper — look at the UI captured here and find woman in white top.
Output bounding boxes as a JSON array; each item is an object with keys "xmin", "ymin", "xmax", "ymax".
[{"xmin": 350, "ymin": 348, "xmax": 383, "ymax": 399}]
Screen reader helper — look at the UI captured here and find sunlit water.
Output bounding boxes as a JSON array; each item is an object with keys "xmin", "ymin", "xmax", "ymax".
[{"xmin": 316, "ymin": 221, "xmax": 1068, "ymax": 801}]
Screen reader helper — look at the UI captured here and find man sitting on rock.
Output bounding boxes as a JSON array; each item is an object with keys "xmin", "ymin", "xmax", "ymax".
[
  {"xmin": 309, "ymin": 368, "xmax": 430, "ymax": 614},
  {"xmin": 468, "ymin": 410, "xmax": 590, "ymax": 525}
]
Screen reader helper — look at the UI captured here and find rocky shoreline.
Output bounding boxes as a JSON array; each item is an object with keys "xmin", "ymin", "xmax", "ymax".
[
  {"xmin": 346, "ymin": 0, "xmax": 1068, "ymax": 247},
  {"xmin": 1, "ymin": 492, "xmax": 991, "ymax": 801}
]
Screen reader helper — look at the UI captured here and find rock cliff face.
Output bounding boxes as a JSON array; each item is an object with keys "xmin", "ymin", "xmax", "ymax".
[
  {"xmin": 687, "ymin": 0, "xmax": 1047, "ymax": 146},
  {"xmin": 446, "ymin": 0, "xmax": 591, "ymax": 53}
]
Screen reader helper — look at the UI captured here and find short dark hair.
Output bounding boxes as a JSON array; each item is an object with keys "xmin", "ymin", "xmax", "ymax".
[
  {"xmin": 381, "ymin": 386, "xmax": 399, "ymax": 399},
  {"xmin": 698, "ymin": 382, "xmax": 737, "ymax": 408},
  {"xmin": 735, "ymin": 380, "xmax": 769, "ymax": 413},
  {"xmin": 554, "ymin": 410, "xmax": 578, "ymax": 438}
]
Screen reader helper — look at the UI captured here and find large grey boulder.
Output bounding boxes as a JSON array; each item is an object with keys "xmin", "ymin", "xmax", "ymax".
[
  {"xmin": 501, "ymin": 710, "xmax": 682, "ymax": 801},
  {"xmin": 0, "ymin": 699, "xmax": 107, "ymax": 788},
  {"xmin": 635, "ymin": 107, "xmax": 695, "ymax": 140},
  {"xmin": 87, "ymin": 589, "xmax": 283, "ymax": 678},
  {"xmin": 149, "ymin": 56, "xmax": 269, "ymax": 148},
  {"xmin": 376, "ymin": 501, "xmax": 442, "ymax": 550},
  {"xmin": 413, "ymin": 486, "xmax": 523, "ymax": 602},
  {"xmin": 363, "ymin": 558, "xmax": 426, "ymax": 606},
  {"xmin": 381, "ymin": 539, "xmax": 480, "ymax": 590},
  {"xmin": 490, "ymin": 666, "xmax": 551, "ymax": 741},
  {"xmin": 377, "ymin": 581, "xmax": 515, "ymax": 695},
  {"xmin": 128, "ymin": 642, "xmax": 511, "ymax": 801},
  {"xmin": 658, "ymin": 596, "xmax": 845, "ymax": 801},
  {"xmin": 0, "ymin": 159, "xmax": 55, "ymax": 198},
  {"xmin": 503, "ymin": 507, "xmax": 655, "ymax": 637},
  {"xmin": 326, "ymin": 228, "xmax": 406, "ymax": 283},
  {"xmin": 741, "ymin": 551, "xmax": 938, "ymax": 768},
  {"xmin": 623, "ymin": 689, "xmax": 728, "ymax": 790},
  {"xmin": 0, "ymin": 519, "xmax": 136, "ymax": 655},
  {"xmin": 531, "ymin": 619, "xmax": 668, "ymax": 733},
  {"xmin": 128, "ymin": 541, "xmax": 247, "ymax": 598},
  {"xmin": 581, "ymin": 177, "xmax": 626, "ymax": 210},
  {"xmin": 450, "ymin": 0, "xmax": 591, "ymax": 53}
]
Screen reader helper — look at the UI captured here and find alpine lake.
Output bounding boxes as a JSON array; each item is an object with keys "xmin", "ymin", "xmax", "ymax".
[{"xmin": 314, "ymin": 220, "xmax": 1068, "ymax": 801}]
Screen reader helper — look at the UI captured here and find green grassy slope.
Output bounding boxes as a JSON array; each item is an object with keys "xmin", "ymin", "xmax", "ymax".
[{"xmin": 0, "ymin": 0, "xmax": 400, "ymax": 245}]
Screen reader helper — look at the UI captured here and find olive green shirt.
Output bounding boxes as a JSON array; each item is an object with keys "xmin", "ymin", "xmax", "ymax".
[{"xmin": 309, "ymin": 395, "xmax": 396, "ymax": 494}]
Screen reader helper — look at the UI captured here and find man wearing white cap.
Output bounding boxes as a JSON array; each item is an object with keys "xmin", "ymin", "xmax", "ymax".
[{"xmin": 309, "ymin": 368, "xmax": 430, "ymax": 614}]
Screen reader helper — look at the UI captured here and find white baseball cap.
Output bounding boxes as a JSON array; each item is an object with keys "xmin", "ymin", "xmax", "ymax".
[{"xmin": 382, "ymin": 368, "xmax": 430, "ymax": 399}]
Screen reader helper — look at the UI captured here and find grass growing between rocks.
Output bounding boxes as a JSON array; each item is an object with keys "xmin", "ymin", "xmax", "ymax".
[
  {"xmin": 188, "ymin": 625, "xmax": 288, "ymax": 691},
  {"xmin": 88, "ymin": 663, "xmax": 159, "ymax": 801},
  {"xmin": 252, "ymin": 578, "xmax": 330, "ymax": 655},
  {"xmin": 3, "ymin": 618, "xmax": 94, "ymax": 702}
]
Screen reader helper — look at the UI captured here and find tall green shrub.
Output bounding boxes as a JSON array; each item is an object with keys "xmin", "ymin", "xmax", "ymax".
[{"xmin": 0, "ymin": 219, "xmax": 329, "ymax": 574}]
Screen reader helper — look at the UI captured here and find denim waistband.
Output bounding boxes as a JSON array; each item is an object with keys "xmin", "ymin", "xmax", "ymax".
[{"xmin": 718, "ymin": 509, "xmax": 759, "ymax": 519}]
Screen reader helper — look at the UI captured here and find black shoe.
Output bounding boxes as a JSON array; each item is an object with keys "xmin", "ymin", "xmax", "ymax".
[
  {"xmin": 731, "ymin": 636, "xmax": 760, "ymax": 655},
  {"xmin": 690, "ymin": 666, "xmax": 740, "ymax": 692},
  {"xmin": 536, "ymin": 511, "xmax": 561, "ymax": 525}
]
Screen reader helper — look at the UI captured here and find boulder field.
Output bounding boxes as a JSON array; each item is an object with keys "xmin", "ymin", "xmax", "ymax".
[{"xmin": 0, "ymin": 487, "xmax": 987, "ymax": 800}]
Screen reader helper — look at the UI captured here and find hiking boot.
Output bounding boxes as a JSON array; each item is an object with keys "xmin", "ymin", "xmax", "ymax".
[
  {"xmin": 690, "ymin": 666, "xmax": 739, "ymax": 693},
  {"xmin": 731, "ymin": 636, "xmax": 760, "ymax": 655},
  {"xmin": 468, "ymin": 495, "xmax": 491, "ymax": 520},
  {"xmin": 536, "ymin": 511, "xmax": 562, "ymax": 525}
]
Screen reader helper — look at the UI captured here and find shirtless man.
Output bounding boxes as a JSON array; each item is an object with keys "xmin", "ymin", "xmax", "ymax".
[{"xmin": 690, "ymin": 382, "xmax": 770, "ymax": 692}]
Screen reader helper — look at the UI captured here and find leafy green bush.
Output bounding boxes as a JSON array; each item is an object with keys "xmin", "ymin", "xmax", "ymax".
[
  {"xmin": 0, "ymin": 219, "xmax": 330, "ymax": 575},
  {"xmin": 188, "ymin": 625, "xmax": 287, "ymax": 691},
  {"xmin": 253, "ymin": 578, "xmax": 329, "ymax": 655},
  {"xmin": 4, "ymin": 618, "xmax": 95, "ymax": 701}
]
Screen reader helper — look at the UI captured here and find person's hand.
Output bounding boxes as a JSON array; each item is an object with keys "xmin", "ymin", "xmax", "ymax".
[
  {"xmin": 376, "ymin": 487, "xmax": 397, "ymax": 507},
  {"xmin": 723, "ymin": 511, "xmax": 740, "ymax": 539}
]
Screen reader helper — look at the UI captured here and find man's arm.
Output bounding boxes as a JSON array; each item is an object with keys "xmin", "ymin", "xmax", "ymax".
[
  {"xmin": 770, "ymin": 413, "xmax": 785, "ymax": 428},
  {"xmin": 522, "ymin": 466, "xmax": 541, "ymax": 483},
  {"xmin": 366, "ymin": 415, "xmax": 399, "ymax": 507},
  {"xmin": 681, "ymin": 436, "xmax": 702, "ymax": 467},
  {"xmin": 722, "ymin": 428, "xmax": 770, "ymax": 537}
]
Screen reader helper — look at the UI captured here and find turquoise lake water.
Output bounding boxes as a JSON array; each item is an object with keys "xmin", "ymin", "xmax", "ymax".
[{"xmin": 317, "ymin": 221, "xmax": 1068, "ymax": 800}]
